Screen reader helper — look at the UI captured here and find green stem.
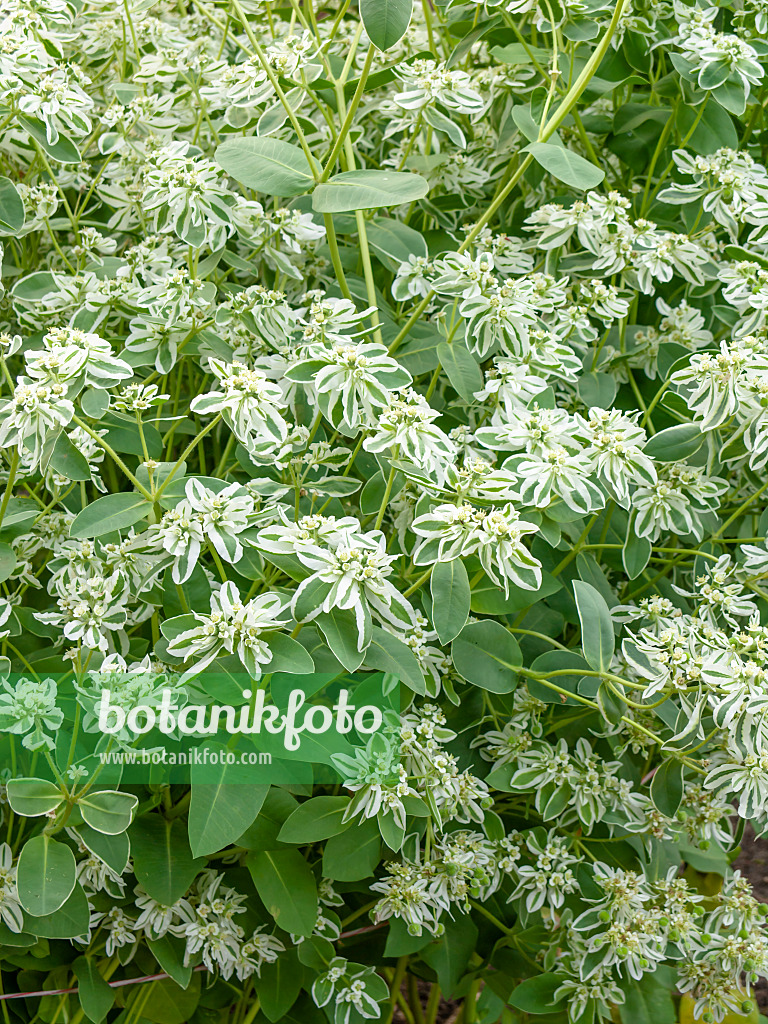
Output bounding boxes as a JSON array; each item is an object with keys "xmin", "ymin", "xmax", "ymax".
[
  {"xmin": 72, "ymin": 416, "xmax": 153, "ymax": 500},
  {"xmin": 374, "ymin": 463, "xmax": 398, "ymax": 531},
  {"xmin": 0, "ymin": 448, "xmax": 19, "ymax": 531}
]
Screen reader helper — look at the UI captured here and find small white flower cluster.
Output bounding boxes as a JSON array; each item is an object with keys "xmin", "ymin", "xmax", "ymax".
[{"xmin": 2, "ymin": 0, "xmax": 768, "ymax": 1020}]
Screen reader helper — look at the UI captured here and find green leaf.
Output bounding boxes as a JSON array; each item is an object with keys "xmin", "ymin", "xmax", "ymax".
[
  {"xmin": 650, "ymin": 758, "xmax": 684, "ymax": 818},
  {"xmin": 74, "ymin": 956, "xmax": 116, "ymax": 1024},
  {"xmin": 130, "ymin": 815, "xmax": 205, "ymax": 905},
  {"xmin": 438, "ymin": 341, "xmax": 483, "ymax": 402},
  {"xmin": 277, "ymin": 796, "xmax": 351, "ymax": 843},
  {"xmin": 123, "ymin": 974, "xmax": 200, "ymax": 1024},
  {"xmin": 215, "ymin": 136, "xmax": 318, "ymax": 197},
  {"xmin": 430, "ymin": 559, "xmax": 470, "ymax": 644},
  {"xmin": 643, "ymin": 423, "xmax": 704, "ymax": 462},
  {"xmin": 446, "ymin": 15, "xmax": 503, "ymax": 69},
  {"xmin": 247, "ymin": 848, "xmax": 318, "ymax": 936},
  {"xmin": 75, "ymin": 825, "xmax": 130, "ymax": 875},
  {"xmin": 322, "ymin": 815, "xmax": 381, "ymax": 880},
  {"xmin": 528, "ymin": 650, "xmax": 590, "ymax": 705},
  {"xmin": 188, "ymin": 762, "xmax": 269, "ymax": 857},
  {"xmin": 597, "ymin": 681, "xmax": 624, "ymax": 724},
  {"xmin": 17, "ymin": 834, "xmax": 77, "ymax": 917},
  {"xmin": 256, "ymin": 947, "xmax": 303, "ymax": 1022},
  {"xmin": 6, "ymin": 777, "xmax": 64, "ymax": 817},
  {"xmin": 508, "ymin": 974, "xmax": 566, "ymax": 1014},
  {"xmin": 0, "ymin": 542, "xmax": 15, "ymax": 584},
  {"xmin": 379, "ymin": 811, "xmax": 405, "ymax": 851},
  {"xmin": 26, "ymin": 884, "xmax": 90, "ymax": 939},
  {"xmin": 237, "ymin": 787, "xmax": 299, "ymax": 851},
  {"xmin": 623, "ymin": 531, "xmax": 651, "ymax": 580},
  {"xmin": 264, "ymin": 632, "xmax": 316, "ymax": 675},
  {"xmin": 524, "ymin": 141, "xmax": 605, "ymax": 189},
  {"xmin": 578, "ymin": 371, "xmax": 617, "ymax": 409},
  {"xmin": 678, "ymin": 839, "xmax": 729, "ymax": 876},
  {"xmin": 312, "ymin": 170, "xmax": 429, "ymax": 212},
  {"xmin": 147, "ymin": 934, "xmax": 193, "ymax": 990},
  {"xmin": 0, "ymin": 177, "xmax": 25, "ymax": 235},
  {"xmin": 367, "ymin": 216, "xmax": 427, "ymax": 265},
  {"xmin": 420, "ymin": 915, "xmax": 478, "ymax": 996},
  {"xmin": 81, "ymin": 388, "xmax": 110, "ymax": 420},
  {"xmin": 315, "ymin": 607, "xmax": 367, "ymax": 671},
  {"xmin": 491, "ymin": 42, "xmax": 551, "ymax": 65},
  {"xmin": 573, "ymin": 580, "xmax": 615, "ymax": 673},
  {"xmin": 452, "ymin": 620, "xmax": 521, "ymax": 693},
  {"xmin": 676, "ymin": 101, "xmax": 737, "ymax": 155},
  {"xmin": 148, "ymin": 937, "xmax": 193, "ymax": 991},
  {"xmin": 70, "ymin": 493, "xmax": 153, "ymax": 539},
  {"xmin": 78, "ymin": 790, "xmax": 138, "ymax": 835},
  {"xmin": 384, "ymin": 917, "xmax": 433, "ymax": 956},
  {"xmin": 619, "ymin": 970, "xmax": 676, "ymax": 1024},
  {"xmin": 363, "ymin": 625, "xmax": 425, "ymax": 694},
  {"xmin": 470, "ymin": 570, "xmax": 560, "ymax": 615},
  {"xmin": 45, "ymin": 431, "xmax": 92, "ymax": 482},
  {"xmin": 712, "ymin": 78, "xmax": 747, "ymax": 116},
  {"xmin": 360, "ymin": 0, "xmax": 413, "ymax": 51}
]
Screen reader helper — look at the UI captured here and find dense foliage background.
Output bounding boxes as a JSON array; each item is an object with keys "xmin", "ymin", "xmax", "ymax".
[{"xmin": 2, "ymin": 0, "xmax": 768, "ymax": 1021}]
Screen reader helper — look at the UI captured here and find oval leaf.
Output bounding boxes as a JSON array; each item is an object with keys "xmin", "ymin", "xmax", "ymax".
[
  {"xmin": 79, "ymin": 790, "xmax": 138, "ymax": 835},
  {"xmin": 277, "ymin": 796, "xmax": 351, "ymax": 844},
  {"xmin": 312, "ymin": 170, "xmax": 429, "ymax": 213},
  {"xmin": 430, "ymin": 558, "xmax": 470, "ymax": 644},
  {"xmin": 215, "ymin": 136, "xmax": 318, "ymax": 197},
  {"xmin": 247, "ymin": 848, "xmax": 318, "ymax": 936},
  {"xmin": 6, "ymin": 778, "xmax": 64, "ymax": 818},
  {"xmin": 360, "ymin": 0, "xmax": 414, "ymax": 50},
  {"xmin": 17, "ymin": 835, "xmax": 76, "ymax": 917},
  {"xmin": 0, "ymin": 177, "xmax": 25, "ymax": 235},
  {"xmin": 438, "ymin": 342, "xmax": 483, "ymax": 403},
  {"xmin": 573, "ymin": 580, "xmax": 615, "ymax": 673},
  {"xmin": 643, "ymin": 423, "xmax": 704, "ymax": 462},
  {"xmin": 189, "ymin": 747, "xmax": 269, "ymax": 857},
  {"xmin": 524, "ymin": 141, "xmax": 605, "ymax": 189},
  {"xmin": 451, "ymin": 620, "xmax": 521, "ymax": 693},
  {"xmin": 70, "ymin": 493, "xmax": 152, "ymax": 539}
]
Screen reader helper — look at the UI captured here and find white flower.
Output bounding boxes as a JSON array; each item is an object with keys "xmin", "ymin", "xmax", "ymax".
[
  {"xmin": 191, "ymin": 359, "xmax": 289, "ymax": 457},
  {"xmin": 363, "ymin": 388, "xmax": 456, "ymax": 485},
  {"xmin": 412, "ymin": 502, "xmax": 542, "ymax": 596},
  {"xmin": 291, "ymin": 531, "xmax": 415, "ymax": 648},
  {"xmin": 287, "ymin": 341, "xmax": 412, "ymax": 431},
  {"xmin": 0, "ymin": 379, "xmax": 74, "ymax": 468},
  {"xmin": 0, "ymin": 676, "xmax": 64, "ymax": 751},
  {"xmin": 166, "ymin": 581, "xmax": 290, "ymax": 677},
  {"xmin": 0, "ymin": 844, "xmax": 23, "ymax": 933}
]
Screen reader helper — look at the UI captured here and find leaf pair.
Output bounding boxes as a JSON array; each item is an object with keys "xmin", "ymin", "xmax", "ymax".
[{"xmin": 215, "ymin": 136, "xmax": 429, "ymax": 211}]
